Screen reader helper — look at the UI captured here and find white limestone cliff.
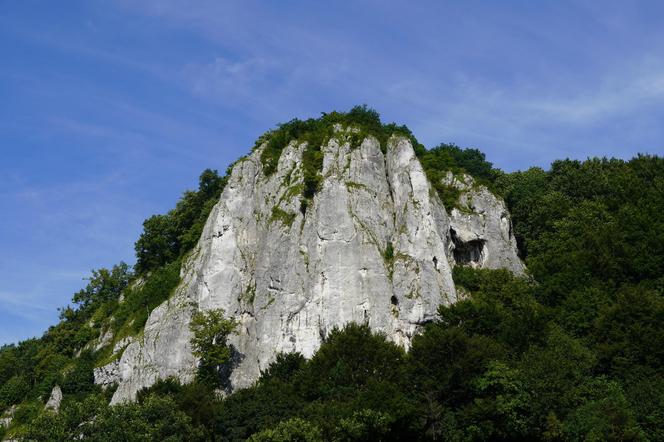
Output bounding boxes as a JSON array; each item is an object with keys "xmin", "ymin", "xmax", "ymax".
[{"xmin": 96, "ymin": 134, "xmax": 524, "ymax": 404}]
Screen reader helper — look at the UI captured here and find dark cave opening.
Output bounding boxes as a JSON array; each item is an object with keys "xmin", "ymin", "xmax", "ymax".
[{"xmin": 450, "ymin": 228, "xmax": 486, "ymax": 266}]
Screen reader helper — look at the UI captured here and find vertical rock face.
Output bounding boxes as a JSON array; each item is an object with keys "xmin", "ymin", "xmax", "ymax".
[{"xmin": 101, "ymin": 135, "xmax": 524, "ymax": 404}]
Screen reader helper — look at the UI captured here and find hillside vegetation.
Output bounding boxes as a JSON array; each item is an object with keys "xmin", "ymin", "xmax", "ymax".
[{"xmin": 1, "ymin": 107, "xmax": 663, "ymax": 441}]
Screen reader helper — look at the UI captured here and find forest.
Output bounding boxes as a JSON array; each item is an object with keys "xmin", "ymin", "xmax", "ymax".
[{"xmin": 1, "ymin": 107, "xmax": 663, "ymax": 441}]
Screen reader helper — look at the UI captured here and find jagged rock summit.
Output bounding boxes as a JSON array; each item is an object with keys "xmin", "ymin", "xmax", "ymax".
[{"xmin": 95, "ymin": 130, "xmax": 524, "ymax": 404}]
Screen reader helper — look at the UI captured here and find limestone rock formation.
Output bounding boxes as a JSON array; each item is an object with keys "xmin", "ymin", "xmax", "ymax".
[
  {"xmin": 443, "ymin": 172, "xmax": 526, "ymax": 274},
  {"xmin": 99, "ymin": 135, "xmax": 524, "ymax": 404},
  {"xmin": 94, "ymin": 359, "xmax": 121, "ymax": 388},
  {"xmin": 45, "ymin": 385, "xmax": 62, "ymax": 412}
]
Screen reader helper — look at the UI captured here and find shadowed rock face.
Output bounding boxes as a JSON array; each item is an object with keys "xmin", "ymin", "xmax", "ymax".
[
  {"xmin": 450, "ymin": 229, "xmax": 486, "ymax": 266},
  {"xmin": 97, "ymin": 135, "xmax": 524, "ymax": 404}
]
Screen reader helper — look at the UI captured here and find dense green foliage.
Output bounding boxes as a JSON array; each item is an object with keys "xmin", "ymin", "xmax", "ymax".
[
  {"xmin": 423, "ymin": 143, "xmax": 500, "ymax": 184},
  {"xmin": 135, "ymin": 169, "xmax": 227, "ymax": 273},
  {"xmin": 419, "ymin": 143, "xmax": 502, "ymax": 208},
  {"xmin": 20, "ymin": 392, "xmax": 203, "ymax": 441},
  {"xmin": 247, "ymin": 417, "xmax": 323, "ymax": 442},
  {"xmin": 111, "ymin": 259, "xmax": 181, "ymax": 337},
  {"xmin": 189, "ymin": 309, "xmax": 238, "ymax": 387},
  {"xmin": 1, "ymin": 108, "xmax": 663, "ymax": 440},
  {"xmin": 72, "ymin": 263, "xmax": 132, "ymax": 317}
]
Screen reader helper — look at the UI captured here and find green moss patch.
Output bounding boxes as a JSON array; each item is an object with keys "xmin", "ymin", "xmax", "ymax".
[{"xmin": 270, "ymin": 207, "xmax": 297, "ymax": 229}]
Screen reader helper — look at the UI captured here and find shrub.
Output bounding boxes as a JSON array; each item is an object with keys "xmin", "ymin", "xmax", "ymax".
[
  {"xmin": 112, "ymin": 259, "xmax": 181, "ymax": 336},
  {"xmin": 0, "ymin": 375, "xmax": 30, "ymax": 409},
  {"xmin": 247, "ymin": 417, "xmax": 322, "ymax": 442},
  {"xmin": 189, "ymin": 309, "xmax": 238, "ymax": 386}
]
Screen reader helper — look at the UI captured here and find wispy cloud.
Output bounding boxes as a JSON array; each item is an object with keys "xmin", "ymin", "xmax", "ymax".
[
  {"xmin": 0, "ymin": 291, "xmax": 55, "ymax": 321},
  {"xmin": 523, "ymin": 61, "xmax": 664, "ymax": 123},
  {"xmin": 186, "ymin": 56, "xmax": 278, "ymax": 101}
]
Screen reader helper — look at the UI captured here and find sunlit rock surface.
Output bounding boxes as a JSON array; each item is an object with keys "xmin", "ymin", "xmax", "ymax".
[{"xmin": 45, "ymin": 385, "xmax": 62, "ymax": 412}]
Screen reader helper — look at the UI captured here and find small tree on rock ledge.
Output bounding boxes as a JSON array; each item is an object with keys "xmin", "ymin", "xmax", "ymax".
[{"xmin": 189, "ymin": 308, "xmax": 238, "ymax": 387}]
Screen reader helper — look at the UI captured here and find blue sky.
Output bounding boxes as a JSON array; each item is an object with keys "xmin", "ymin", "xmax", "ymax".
[{"xmin": 1, "ymin": 0, "xmax": 663, "ymax": 344}]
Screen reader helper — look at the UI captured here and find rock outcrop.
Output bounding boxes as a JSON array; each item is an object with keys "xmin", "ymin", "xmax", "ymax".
[
  {"xmin": 444, "ymin": 172, "xmax": 526, "ymax": 274},
  {"xmin": 0, "ymin": 405, "xmax": 15, "ymax": 429},
  {"xmin": 99, "ymin": 134, "xmax": 524, "ymax": 404},
  {"xmin": 45, "ymin": 385, "xmax": 62, "ymax": 412}
]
